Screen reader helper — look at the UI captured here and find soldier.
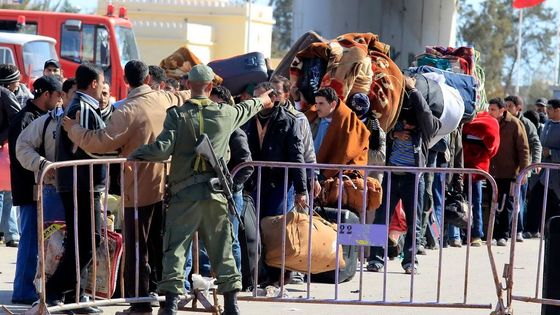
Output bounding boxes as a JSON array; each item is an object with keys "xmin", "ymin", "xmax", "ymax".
[{"xmin": 130, "ymin": 64, "xmax": 275, "ymax": 315}]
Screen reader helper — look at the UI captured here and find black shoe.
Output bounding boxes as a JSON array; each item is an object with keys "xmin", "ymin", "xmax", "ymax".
[
  {"xmin": 157, "ymin": 293, "xmax": 179, "ymax": 315},
  {"xmin": 222, "ymin": 290, "xmax": 240, "ymax": 315},
  {"xmin": 6, "ymin": 239, "xmax": 19, "ymax": 247}
]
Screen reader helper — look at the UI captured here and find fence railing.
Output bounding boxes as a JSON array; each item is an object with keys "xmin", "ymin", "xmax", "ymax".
[
  {"xmin": 506, "ymin": 163, "xmax": 560, "ymax": 313},
  {"xmin": 231, "ymin": 161, "xmax": 504, "ymax": 312},
  {"xmin": 22, "ymin": 158, "xmax": 510, "ymax": 314},
  {"xmin": 32, "ymin": 158, "xmax": 220, "ymax": 315}
]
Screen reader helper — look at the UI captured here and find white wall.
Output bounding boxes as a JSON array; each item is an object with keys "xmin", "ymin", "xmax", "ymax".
[
  {"xmin": 99, "ymin": 0, "xmax": 274, "ymax": 65},
  {"xmin": 292, "ymin": 0, "xmax": 457, "ymax": 68}
]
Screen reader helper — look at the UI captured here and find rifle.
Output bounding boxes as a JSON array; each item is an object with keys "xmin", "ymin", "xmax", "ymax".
[{"xmin": 195, "ymin": 133, "xmax": 244, "ymax": 230}]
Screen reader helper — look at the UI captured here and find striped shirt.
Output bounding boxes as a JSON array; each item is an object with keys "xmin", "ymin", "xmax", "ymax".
[{"xmin": 389, "ymin": 137, "xmax": 416, "ymax": 166}]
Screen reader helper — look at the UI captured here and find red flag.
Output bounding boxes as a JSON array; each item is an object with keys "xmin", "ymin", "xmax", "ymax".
[{"xmin": 513, "ymin": 0, "xmax": 545, "ymax": 8}]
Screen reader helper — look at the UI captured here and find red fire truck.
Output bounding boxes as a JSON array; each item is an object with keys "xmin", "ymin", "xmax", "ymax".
[
  {"xmin": 0, "ymin": 32, "xmax": 58, "ymax": 86},
  {"xmin": 0, "ymin": 5, "xmax": 139, "ymax": 99}
]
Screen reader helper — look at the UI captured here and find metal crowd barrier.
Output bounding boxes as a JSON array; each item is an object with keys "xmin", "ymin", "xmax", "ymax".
[
  {"xmin": 23, "ymin": 158, "xmax": 507, "ymax": 314},
  {"xmin": 230, "ymin": 161, "xmax": 504, "ymax": 313},
  {"xmin": 505, "ymin": 163, "xmax": 560, "ymax": 313},
  {"xmin": 28, "ymin": 158, "xmax": 221, "ymax": 315}
]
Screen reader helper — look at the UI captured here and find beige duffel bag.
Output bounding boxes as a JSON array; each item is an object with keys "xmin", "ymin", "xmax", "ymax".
[{"xmin": 260, "ymin": 209, "xmax": 346, "ymax": 274}]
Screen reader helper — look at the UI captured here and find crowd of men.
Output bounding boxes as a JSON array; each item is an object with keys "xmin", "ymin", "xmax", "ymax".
[{"xmin": 0, "ymin": 55, "xmax": 559, "ymax": 315}]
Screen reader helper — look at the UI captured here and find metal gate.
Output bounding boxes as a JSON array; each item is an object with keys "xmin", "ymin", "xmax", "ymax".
[
  {"xmin": 503, "ymin": 163, "xmax": 560, "ymax": 314},
  {"xmin": 231, "ymin": 161, "xmax": 506, "ymax": 313}
]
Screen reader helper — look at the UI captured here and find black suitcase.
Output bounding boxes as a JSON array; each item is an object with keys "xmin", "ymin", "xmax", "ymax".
[
  {"xmin": 208, "ymin": 52, "xmax": 268, "ymax": 96},
  {"xmin": 311, "ymin": 207, "xmax": 359, "ymax": 283}
]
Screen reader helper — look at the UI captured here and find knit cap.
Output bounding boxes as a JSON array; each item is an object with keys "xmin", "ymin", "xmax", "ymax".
[{"xmin": 0, "ymin": 64, "xmax": 21, "ymax": 85}]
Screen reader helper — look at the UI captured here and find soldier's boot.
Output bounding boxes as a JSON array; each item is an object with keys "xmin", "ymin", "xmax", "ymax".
[
  {"xmin": 221, "ymin": 290, "xmax": 240, "ymax": 315},
  {"xmin": 157, "ymin": 293, "xmax": 180, "ymax": 315}
]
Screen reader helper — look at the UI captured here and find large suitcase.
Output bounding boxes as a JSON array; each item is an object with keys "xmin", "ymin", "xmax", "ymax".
[
  {"xmin": 208, "ymin": 52, "xmax": 268, "ymax": 96},
  {"xmin": 311, "ymin": 207, "xmax": 359, "ymax": 283},
  {"xmin": 260, "ymin": 210, "xmax": 346, "ymax": 274}
]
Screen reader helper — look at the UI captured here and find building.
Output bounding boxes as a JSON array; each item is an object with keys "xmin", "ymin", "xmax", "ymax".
[
  {"xmin": 292, "ymin": 0, "xmax": 457, "ymax": 69},
  {"xmin": 98, "ymin": 0, "xmax": 274, "ymax": 65}
]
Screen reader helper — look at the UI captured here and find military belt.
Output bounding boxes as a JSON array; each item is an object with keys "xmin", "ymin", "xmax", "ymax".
[{"xmin": 170, "ymin": 173, "xmax": 214, "ymax": 195}]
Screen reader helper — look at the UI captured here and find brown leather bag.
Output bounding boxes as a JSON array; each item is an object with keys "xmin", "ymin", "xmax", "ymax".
[
  {"xmin": 260, "ymin": 209, "xmax": 346, "ymax": 274},
  {"xmin": 319, "ymin": 174, "xmax": 382, "ymax": 214}
]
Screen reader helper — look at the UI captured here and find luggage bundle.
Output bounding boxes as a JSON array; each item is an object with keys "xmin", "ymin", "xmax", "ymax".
[
  {"xmin": 159, "ymin": 45, "xmax": 223, "ymax": 84},
  {"xmin": 402, "ymin": 46, "xmax": 488, "ymax": 147},
  {"xmin": 318, "ymin": 173, "xmax": 382, "ymax": 214},
  {"xmin": 311, "ymin": 206, "xmax": 359, "ymax": 283},
  {"xmin": 412, "ymin": 46, "xmax": 488, "ymax": 120},
  {"xmin": 407, "ymin": 68, "xmax": 466, "ymax": 148},
  {"xmin": 271, "ymin": 31, "xmax": 327, "ymax": 80},
  {"xmin": 260, "ymin": 207, "xmax": 346, "ymax": 274},
  {"xmin": 286, "ymin": 32, "xmax": 404, "ymax": 131}
]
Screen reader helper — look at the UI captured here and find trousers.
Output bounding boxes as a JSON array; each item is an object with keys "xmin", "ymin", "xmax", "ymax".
[
  {"xmin": 123, "ymin": 201, "xmax": 163, "ymax": 310},
  {"xmin": 526, "ymin": 182, "xmax": 560, "ymax": 234},
  {"xmin": 369, "ymin": 173, "xmax": 424, "ymax": 269},
  {"xmin": 45, "ymin": 191, "xmax": 100, "ymax": 300},
  {"xmin": 185, "ymin": 191, "xmax": 244, "ymax": 288},
  {"xmin": 493, "ymin": 179, "xmax": 514, "ymax": 240},
  {"xmin": 12, "ymin": 185, "xmax": 66, "ymax": 303},
  {"xmin": 0, "ymin": 190, "xmax": 19, "ymax": 242},
  {"xmin": 159, "ymin": 199, "xmax": 241, "ymax": 295}
]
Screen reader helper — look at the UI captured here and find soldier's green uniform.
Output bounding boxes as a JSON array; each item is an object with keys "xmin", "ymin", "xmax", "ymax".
[{"xmin": 130, "ymin": 91, "xmax": 263, "ymax": 295}]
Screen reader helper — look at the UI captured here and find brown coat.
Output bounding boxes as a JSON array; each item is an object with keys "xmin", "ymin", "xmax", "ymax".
[
  {"xmin": 309, "ymin": 101, "xmax": 370, "ymax": 178},
  {"xmin": 67, "ymin": 85, "xmax": 190, "ymax": 207},
  {"xmin": 490, "ymin": 111, "xmax": 530, "ymax": 179}
]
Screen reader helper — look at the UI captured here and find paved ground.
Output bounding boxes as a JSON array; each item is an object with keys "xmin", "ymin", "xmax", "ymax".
[{"xmin": 0, "ymin": 238, "xmax": 546, "ymax": 315}]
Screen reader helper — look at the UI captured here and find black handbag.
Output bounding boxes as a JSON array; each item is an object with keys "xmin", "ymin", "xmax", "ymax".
[{"xmin": 444, "ymin": 191, "xmax": 471, "ymax": 229}]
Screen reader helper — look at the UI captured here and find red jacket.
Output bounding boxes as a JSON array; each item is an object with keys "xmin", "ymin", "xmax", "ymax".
[{"xmin": 462, "ymin": 111, "xmax": 500, "ymax": 181}]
